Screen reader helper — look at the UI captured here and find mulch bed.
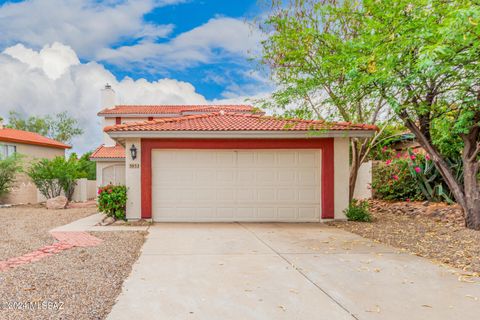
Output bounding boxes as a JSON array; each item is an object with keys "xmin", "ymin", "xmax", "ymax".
[{"xmin": 328, "ymin": 200, "xmax": 480, "ymax": 274}]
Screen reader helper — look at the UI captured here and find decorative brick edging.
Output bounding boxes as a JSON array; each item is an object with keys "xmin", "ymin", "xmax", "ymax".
[{"xmin": 0, "ymin": 232, "xmax": 102, "ymax": 273}]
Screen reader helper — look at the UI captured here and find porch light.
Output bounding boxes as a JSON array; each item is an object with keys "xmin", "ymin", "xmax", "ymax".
[{"xmin": 130, "ymin": 144, "xmax": 137, "ymax": 160}]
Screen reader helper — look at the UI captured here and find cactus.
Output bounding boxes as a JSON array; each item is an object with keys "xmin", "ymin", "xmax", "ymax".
[{"xmin": 407, "ymin": 150, "xmax": 456, "ymax": 204}]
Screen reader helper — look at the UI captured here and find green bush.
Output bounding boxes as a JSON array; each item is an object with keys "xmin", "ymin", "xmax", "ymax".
[
  {"xmin": 344, "ymin": 200, "xmax": 372, "ymax": 222},
  {"xmin": 0, "ymin": 155, "xmax": 22, "ymax": 197},
  {"xmin": 28, "ymin": 156, "xmax": 79, "ymax": 200},
  {"xmin": 97, "ymin": 185, "xmax": 127, "ymax": 220}
]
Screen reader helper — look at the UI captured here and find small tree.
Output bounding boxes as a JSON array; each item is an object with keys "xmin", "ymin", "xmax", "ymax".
[
  {"xmin": 259, "ymin": 0, "xmax": 389, "ymax": 200},
  {"xmin": 28, "ymin": 157, "xmax": 80, "ymax": 201},
  {"xmin": 0, "ymin": 156, "xmax": 22, "ymax": 198}
]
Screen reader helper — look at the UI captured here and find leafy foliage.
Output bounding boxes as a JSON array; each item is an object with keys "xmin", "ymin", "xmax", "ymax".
[
  {"xmin": 344, "ymin": 199, "xmax": 372, "ymax": 222},
  {"xmin": 27, "ymin": 156, "xmax": 80, "ymax": 200},
  {"xmin": 7, "ymin": 111, "xmax": 83, "ymax": 144},
  {"xmin": 70, "ymin": 152, "xmax": 96, "ymax": 180},
  {"xmin": 373, "ymin": 158, "xmax": 423, "ymax": 201},
  {"xmin": 0, "ymin": 156, "xmax": 22, "ymax": 197},
  {"xmin": 97, "ymin": 185, "xmax": 127, "ymax": 220},
  {"xmin": 259, "ymin": 0, "xmax": 390, "ymax": 199},
  {"xmin": 262, "ymin": 0, "xmax": 480, "ymax": 228}
]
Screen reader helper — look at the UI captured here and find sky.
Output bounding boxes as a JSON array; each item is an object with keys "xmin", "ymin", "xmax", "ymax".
[{"xmin": 0, "ymin": 0, "xmax": 272, "ymax": 153}]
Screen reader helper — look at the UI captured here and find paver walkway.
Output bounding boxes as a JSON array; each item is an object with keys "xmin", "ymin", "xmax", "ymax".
[{"xmin": 0, "ymin": 231, "xmax": 102, "ymax": 273}]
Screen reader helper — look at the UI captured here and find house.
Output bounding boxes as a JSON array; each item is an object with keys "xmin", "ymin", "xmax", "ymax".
[
  {"xmin": 90, "ymin": 84, "xmax": 258, "ymax": 187},
  {"xmin": 0, "ymin": 122, "xmax": 71, "ymax": 204},
  {"xmin": 95, "ymin": 85, "xmax": 377, "ymax": 222}
]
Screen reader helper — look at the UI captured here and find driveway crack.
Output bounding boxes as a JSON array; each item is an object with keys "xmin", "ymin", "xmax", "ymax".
[{"xmin": 238, "ymin": 223, "xmax": 360, "ymax": 320}]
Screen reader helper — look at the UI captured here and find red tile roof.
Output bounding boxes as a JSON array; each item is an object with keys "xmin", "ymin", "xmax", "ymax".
[
  {"xmin": 0, "ymin": 128, "xmax": 71, "ymax": 149},
  {"xmin": 90, "ymin": 144, "xmax": 125, "ymax": 159},
  {"xmin": 104, "ymin": 113, "xmax": 378, "ymax": 133},
  {"xmin": 98, "ymin": 105, "xmax": 256, "ymax": 116}
]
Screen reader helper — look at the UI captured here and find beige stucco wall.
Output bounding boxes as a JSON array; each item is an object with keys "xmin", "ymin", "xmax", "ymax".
[
  {"xmin": 0, "ymin": 142, "xmax": 66, "ymax": 205},
  {"xmin": 353, "ymin": 161, "xmax": 372, "ymax": 200},
  {"xmin": 333, "ymin": 137, "xmax": 350, "ymax": 220},
  {"xmin": 15, "ymin": 143, "xmax": 65, "ymax": 161},
  {"xmin": 125, "ymin": 138, "xmax": 141, "ymax": 220},
  {"xmin": 103, "ymin": 117, "xmax": 117, "ymax": 146}
]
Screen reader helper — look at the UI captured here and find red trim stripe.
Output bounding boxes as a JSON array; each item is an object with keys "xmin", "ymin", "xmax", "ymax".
[{"xmin": 141, "ymin": 138, "xmax": 335, "ymax": 220}]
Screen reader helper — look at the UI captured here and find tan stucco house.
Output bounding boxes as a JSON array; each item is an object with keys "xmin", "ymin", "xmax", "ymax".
[
  {"xmin": 93, "ymin": 85, "xmax": 376, "ymax": 222},
  {"xmin": 0, "ymin": 124, "xmax": 70, "ymax": 204}
]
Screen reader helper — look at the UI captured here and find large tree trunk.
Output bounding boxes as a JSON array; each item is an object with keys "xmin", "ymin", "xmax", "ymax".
[
  {"xmin": 462, "ymin": 124, "xmax": 480, "ymax": 230},
  {"xmin": 401, "ymin": 116, "xmax": 467, "ymax": 207},
  {"xmin": 401, "ymin": 111, "xmax": 480, "ymax": 230}
]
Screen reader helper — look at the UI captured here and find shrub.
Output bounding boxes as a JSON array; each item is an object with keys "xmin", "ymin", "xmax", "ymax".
[
  {"xmin": 344, "ymin": 200, "xmax": 372, "ymax": 222},
  {"xmin": 372, "ymin": 157, "xmax": 424, "ymax": 201},
  {"xmin": 0, "ymin": 156, "xmax": 22, "ymax": 197},
  {"xmin": 97, "ymin": 185, "xmax": 127, "ymax": 220},
  {"xmin": 28, "ymin": 156, "xmax": 79, "ymax": 200}
]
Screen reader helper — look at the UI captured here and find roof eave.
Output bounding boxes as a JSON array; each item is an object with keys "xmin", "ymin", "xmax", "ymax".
[
  {"xmin": 0, "ymin": 137, "xmax": 71, "ymax": 149},
  {"xmin": 107, "ymin": 130, "xmax": 376, "ymax": 139},
  {"xmin": 90, "ymin": 157, "xmax": 126, "ymax": 162}
]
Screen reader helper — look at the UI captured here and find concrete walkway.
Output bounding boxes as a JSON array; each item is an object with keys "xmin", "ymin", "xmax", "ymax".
[{"xmin": 108, "ymin": 223, "xmax": 480, "ymax": 320}]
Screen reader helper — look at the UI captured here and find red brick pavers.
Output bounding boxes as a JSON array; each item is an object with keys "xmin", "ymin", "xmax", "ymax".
[{"xmin": 0, "ymin": 232, "xmax": 102, "ymax": 272}]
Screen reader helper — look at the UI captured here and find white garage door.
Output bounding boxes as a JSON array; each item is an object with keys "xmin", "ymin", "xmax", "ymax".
[{"xmin": 152, "ymin": 150, "xmax": 321, "ymax": 222}]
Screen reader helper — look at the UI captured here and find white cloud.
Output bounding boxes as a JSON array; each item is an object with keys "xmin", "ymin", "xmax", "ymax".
[
  {"xmin": 0, "ymin": 0, "xmax": 179, "ymax": 59},
  {"xmin": 0, "ymin": 42, "xmax": 208, "ymax": 154},
  {"xmin": 97, "ymin": 17, "xmax": 263, "ymax": 70}
]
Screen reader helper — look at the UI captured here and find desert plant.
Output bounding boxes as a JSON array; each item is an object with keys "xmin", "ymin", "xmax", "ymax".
[
  {"xmin": 344, "ymin": 200, "xmax": 372, "ymax": 222},
  {"xmin": 97, "ymin": 185, "xmax": 127, "ymax": 220},
  {"xmin": 28, "ymin": 156, "xmax": 80, "ymax": 200},
  {"xmin": 0, "ymin": 155, "xmax": 22, "ymax": 197}
]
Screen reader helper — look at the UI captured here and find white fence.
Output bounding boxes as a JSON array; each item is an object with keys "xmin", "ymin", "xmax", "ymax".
[{"xmin": 71, "ymin": 178, "xmax": 97, "ymax": 202}]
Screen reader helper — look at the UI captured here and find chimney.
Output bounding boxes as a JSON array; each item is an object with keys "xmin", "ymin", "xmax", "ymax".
[
  {"xmin": 101, "ymin": 83, "xmax": 116, "ymax": 109},
  {"xmin": 0, "ymin": 118, "xmax": 3, "ymax": 130}
]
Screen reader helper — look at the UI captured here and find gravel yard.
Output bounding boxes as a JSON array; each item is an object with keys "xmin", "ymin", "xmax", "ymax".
[
  {"xmin": 328, "ymin": 200, "xmax": 480, "ymax": 274},
  {"xmin": 0, "ymin": 205, "xmax": 146, "ymax": 319},
  {"xmin": 0, "ymin": 205, "xmax": 96, "ymax": 260}
]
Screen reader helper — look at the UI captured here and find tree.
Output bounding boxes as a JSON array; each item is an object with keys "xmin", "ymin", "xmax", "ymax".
[
  {"xmin": 28, "ymin": 156, "xmax": 80, "ymax": 201},
  {"xmin": 7, "ymin": 111, "xmax": 83, "ymax": 144},
  {"xmin": 259, "ymin": 0, "xmax": 389, "ymax": 200},
  {"xmin": 0, "ymin": 156, "xmax": 22, "ymax": 198},
  {"xmin": 329, "ymin": 0, "xmax": 480, "ymax": 228}
]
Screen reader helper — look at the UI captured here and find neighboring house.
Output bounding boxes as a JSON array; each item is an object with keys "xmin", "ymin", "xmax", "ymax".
[
  {"xmin": 0, "ymin": 124, "xmax": 71, "ymax": 204},
  {"xmin": 96, "ymin": 85, "xmax": 376, "ymax": 222}
]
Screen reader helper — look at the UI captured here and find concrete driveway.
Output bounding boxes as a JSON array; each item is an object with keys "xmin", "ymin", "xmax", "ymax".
[{"xmin": 108, "ymin": 223, "xmax": 480, "ymax": 320}]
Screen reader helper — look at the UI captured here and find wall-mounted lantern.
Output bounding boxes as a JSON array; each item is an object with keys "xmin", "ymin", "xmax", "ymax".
[{"xmin": 130, "ymin": 144, "xmax": 137, "ymax": 160}]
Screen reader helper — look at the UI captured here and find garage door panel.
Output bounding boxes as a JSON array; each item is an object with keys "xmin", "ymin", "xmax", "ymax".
[
  {"xmin": 255, "ymin": 169, "xmax": 276, "ymax": 185},
  {"xmin": 277, "ymin": 151, "xmax": 296, "ymax": 167},
  {"xmin": 152, "ymin": 150, "xmax": 321, "ymax": 222},
  {"xmin": 298, "ymin": 169, "xmax": 320, "ymax": 185},
  {"xmin": 298, "ymin": 152, "xmax": 317, "ymax": 167},
  {"xmin": 278, "ymin": 207, "xmax": 297, "ymax": 219},
  {"xmin": 277, "ymin": 170, "xmax": 296, "ymax": 185},
  {"xmin": 237, "ymin": 170, "xmax": 255, "ymax": 185}
]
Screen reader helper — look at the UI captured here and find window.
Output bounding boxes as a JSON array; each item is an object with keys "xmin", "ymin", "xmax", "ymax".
[{"xmin": 0, "ymin": 144, "xmax": 17, "ymax": 159}]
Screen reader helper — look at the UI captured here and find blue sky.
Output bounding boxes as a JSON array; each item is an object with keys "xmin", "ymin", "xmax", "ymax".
[
  {"xmin": 0, "ymin": 0, "xmax": 272, "ymax": 152},
  {"xmin": 103, "ymin": 0, "xmax": 263, "ymax": 99}
]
